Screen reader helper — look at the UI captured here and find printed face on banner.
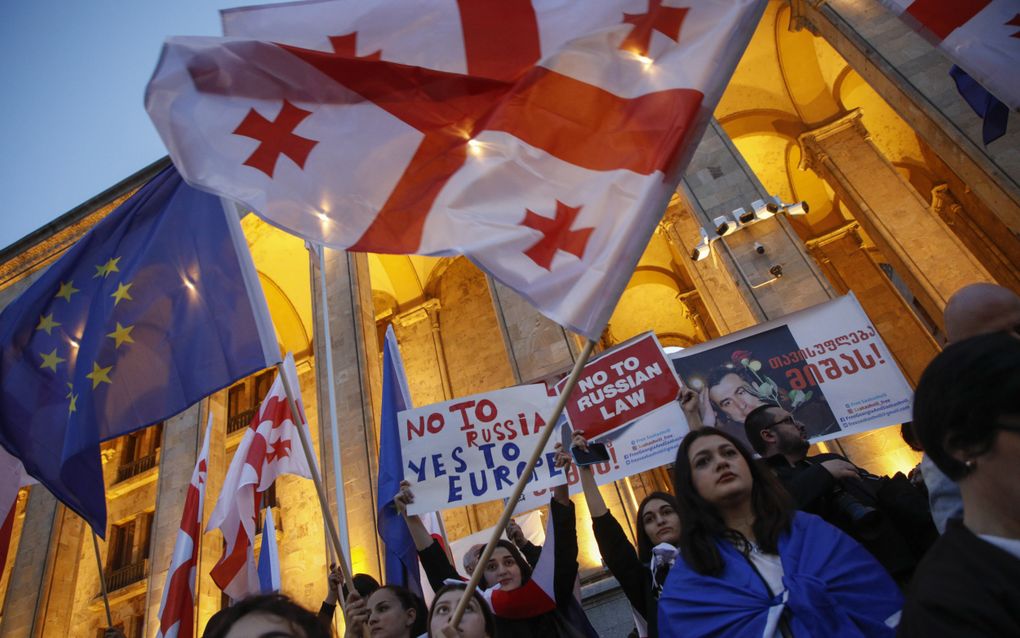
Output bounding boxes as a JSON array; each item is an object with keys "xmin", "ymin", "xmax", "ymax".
[
  {"xmin": 399, "ymin": 384, "xmax": 562, "ymax": 515},
  {"xmin": 558, "ymin": 332, "xmax": 681, "ymax": 440}
]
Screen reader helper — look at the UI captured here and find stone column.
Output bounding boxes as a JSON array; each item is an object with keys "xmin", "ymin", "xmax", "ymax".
[
  {"xmin": 805, "ymin": 223, "xmax": 940, "ymax": 385},
  {"xmin": 0, "ymin": 490, "xmax": 60, "ymax": 638},
  {"xmin": 311, "ymin": 249, "xmax": 383, "ymax": 579},
  {"xmin": 798, "ymin": 109, "xmax": 994, "ymax": 330},
  {"xmin": 930, "ymin": 185, "xmax": 1020, "ymax": 293},
  {"xmin": 487, "ymin": 278, "xmax": 577, "ymax": 384}
]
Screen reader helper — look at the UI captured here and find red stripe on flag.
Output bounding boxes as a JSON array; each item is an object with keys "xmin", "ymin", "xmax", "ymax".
[
  {"xmin": 0, "ymin": 503, "xmax": 14, "ymax": 577},
  {"xmin": 457, "ymin": 0, "xmax": 541, "ymax": 81},
  {"xmin": 905, "ymin": 0, "xmax": 990, "ymax": 40},
  {"xmin": 482, "ymin": 67, "xmax": 703, "ymax": 177}
]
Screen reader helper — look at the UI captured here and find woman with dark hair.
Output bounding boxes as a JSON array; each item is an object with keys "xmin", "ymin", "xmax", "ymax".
[
  {"xmin": 396, "ymin": 451, "xmax": 594, "ymax": 638},
  {"xmin": 900, "ymin": 331, "xmax": 1020, "ymax": 637},
  {"xmin": 202, "ymin": 594, "xmax": 329, "ymax": 638},
  {"xmin": 658, "ymin": 427, "xmax": 902, "ymax": 637},
  {"xmin": 567, "ymin": 430, "xmax": 681, "ymax": 637},
  {"xmin": 428, "ymin": 583, "xmax": 496, "ymax": 638},
  {"xmin": 342, "ymin": 585, "xmax": 427, "ymax": 638}
]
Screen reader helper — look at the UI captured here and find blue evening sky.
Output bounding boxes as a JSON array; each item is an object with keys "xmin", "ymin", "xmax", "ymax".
[{"xmin": 0, "ymin": 0, "xmax": 279, "ymax": 252}]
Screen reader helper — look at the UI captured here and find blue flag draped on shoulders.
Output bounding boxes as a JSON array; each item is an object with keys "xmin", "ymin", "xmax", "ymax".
[
  {"xmin": 0, "ymin": 164, "xmax": 280, "ymax": 535},
  {"xmin": 377, "ymin": 325, "xmax": 425, "ymax": 595}
]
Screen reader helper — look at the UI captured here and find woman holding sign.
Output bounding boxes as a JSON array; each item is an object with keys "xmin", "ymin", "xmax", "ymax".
[
  {"xmin": 567, "ymin": 430, "xmax": 681, "ymax": 638},
  {"xmin": 657, "ymin": 427, "xmax": 902, "ymax": 637},
  {"xmin": 395, "ymin": 453, "xmax": 595, "ymax": 638}
]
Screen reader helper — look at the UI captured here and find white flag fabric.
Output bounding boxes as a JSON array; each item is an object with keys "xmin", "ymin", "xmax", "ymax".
[
  {"xmin": 876, "ymin": 0, "xmax": 1020, "ymax": 109},
  {"xmin": 207, "ymin": 354, "xmax": 312, "ymax": 600},
  {"xmin": 156, "ymin": 415, "xmax": 212, "ymax": 638},
  {"xmin": 146, "ymin": 0, "xmax": 766, "ymax": 338}
]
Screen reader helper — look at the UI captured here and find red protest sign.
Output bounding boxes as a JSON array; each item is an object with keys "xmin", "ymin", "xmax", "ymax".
[{"xmin": 558, "ymin": 332, "xmax": 681, "ymax": 439}]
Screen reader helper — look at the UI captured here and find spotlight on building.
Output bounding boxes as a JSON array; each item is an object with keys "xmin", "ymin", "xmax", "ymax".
[
  {"xmin": 750, "ymin": 198, "xmax": 781, "ymax": 221},
  {"xmin": 715, "ymin": 210, "xmax": 742, "ymax": 236},
  {"xmin": 691, "ymin": 228, "xmax": 712, "ymax": 261},
  {"xmin": 783, "ymin": 201, "xmax": 810, "ymax": 216}
]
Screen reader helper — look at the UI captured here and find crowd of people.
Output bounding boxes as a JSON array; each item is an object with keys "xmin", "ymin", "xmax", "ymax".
[{"xmin": 197, "ymin": 283, "xmax": 1020, "ymax": 637}]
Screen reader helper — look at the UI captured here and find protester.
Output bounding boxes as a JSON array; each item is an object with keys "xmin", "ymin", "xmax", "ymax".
[
  {"xmin": 566, "ymin": 429, "xmax": 680, "ymax": 637},
  {"xmin": 462, "ymin": 518, "xmax": 540, "ymax": 576},
  {"xmin": 920, "ymin": 283, "xmax": 1020, "ymax": 533},
  {"xmin": 342, "ymin": 585, "xmax": 427, "ymax": 638},
  {"xmin": 428, "ymin": 583, "xmax": 496, "ymax": 638},
  {"xmin": 395, "ymin": 448, "xmax": 594, "ymax": 638},
  {"xmin": 319, "ymin": 565, "xmax": 381, "ymax": 625},
  {"xmin": 743, "ymin": 403, "xmax": 936, "ymax": 584},
  {"xmin": 658, "ymin": 427, "xmax": 902, "ymax": 636},
  {"xmin": 899, "ymin": 331, "xmax": 1020, "ymax": 636},
  {"xmin": 203, "ymin": 594, "xmax": 330, "ymax": 638}
]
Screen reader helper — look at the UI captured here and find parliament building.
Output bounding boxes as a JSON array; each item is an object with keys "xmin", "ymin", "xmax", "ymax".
[{"xmin": 1, "ymin": 1, "xmax": 1017, "ymax": 635}]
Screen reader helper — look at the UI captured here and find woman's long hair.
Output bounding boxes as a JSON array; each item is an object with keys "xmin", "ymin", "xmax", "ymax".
[
  {"xmin": 479, "ymin": 539, "xmax": 532, "ymax": 590},
  {"xmin": 672, "ymin": 427, "xmax": 793, "ymax": 576},
  {"xmin": 635, "ymin": 491, "xmax": 681, "ymax": 563}
]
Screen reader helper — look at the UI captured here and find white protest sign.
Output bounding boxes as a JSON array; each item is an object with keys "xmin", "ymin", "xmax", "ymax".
[{"xmin": 400, "ymin": 384, "xmax": 563, "ymax": 515}]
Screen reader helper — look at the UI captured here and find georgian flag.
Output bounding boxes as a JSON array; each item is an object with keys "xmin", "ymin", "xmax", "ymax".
[
  {"xmin": 0, "ymin": 446, "xmax": 32, "ymax": 577},
  {"xmin": 146, "ymin": 0, "xmax": 766, "ymax": 338},
  {"xmin": 207, "ymin": 354, "xmax": 312, "ymax": 600},
  {"xmin": 877, "ymin": 0, "xmax": 1020, "ymax": 110},
  {"xmin": 156, "ymin": 415, "xmax": 212, "ymax": 638}
]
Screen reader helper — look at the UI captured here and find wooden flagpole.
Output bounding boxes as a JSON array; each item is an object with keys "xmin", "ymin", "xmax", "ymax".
[
  {"xmin": 275, "ymin": 362, "xmax": 353, "ymax": 620},
  {"xmin": 444, "ymin": 337, "xmax": 597, "ymax": 635},
  {"xmin": 91, "ymin": 530, "xmax": 114, "ymax": 627}
]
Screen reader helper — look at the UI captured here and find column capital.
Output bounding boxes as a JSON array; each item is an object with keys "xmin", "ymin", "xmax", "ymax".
[
  {"xmin": 804, "ymin": 221, "xmax": 864, "ymax": 253},
  {"xmin": 788, "ymin": 0, "xmax": 826, "ymax": 35},
  {"xmin": 393, "ymin": 298, "xmax": 441, "ymax": 328},
  {"xmin": 797, "ymin": 108, "xmax": 867, "ymax": 172}
]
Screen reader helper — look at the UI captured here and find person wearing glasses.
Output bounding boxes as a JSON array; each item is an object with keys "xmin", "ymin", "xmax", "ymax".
[
  {"xmin": 899, "ymin": 331, "xmax": 1020, "ymax": 636},
  {"xmin": 743, "ymin": 404, "xmax": 936, "ymax": 586}
]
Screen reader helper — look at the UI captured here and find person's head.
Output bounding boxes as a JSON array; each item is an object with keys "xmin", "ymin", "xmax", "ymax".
[
  {"xmin": 707, "ymin": 366, "xmax": 765, "ymax": 424},
  {"xmin": 635, "ymin": 491, "xmax": 681, "ymax": 562},
  {"xmin": 427, "ymin": 584, "xmax": 495, "ymax": 638},
  {"xmin": 899, "ymin": 421, "xmax": 922, "ymax": 452},
  {"xmin": 944, "ymin": 283, "xmax": 1020, "ymax": 343},
  {"xmin": 672, "ymin": 427, "xmax": 793, "ymax": 575},
  {"xmin": 364, "ymin": 586, "xmax": 427, "ymax": 638},
  {"xmin": 202, "ymin": 594, "xmax": 328, "ymax": 638},
  {"xmin": 352, "ymin": 572, "xmax": 381, "ymax": 598},
  {"xmin": 481, "ymin": 540, "xmax": 531, "ymax": 591},
  {"xmin": 913, "ymin": 332, "xmax": 1020, "ymax": 516},
  {"xmin": 744, "ymin": 403, "xmax": 809, "ymax": 459},
  {"xmin": 462, "ymin": 543, "xmax": 484, "ymax": 575}
]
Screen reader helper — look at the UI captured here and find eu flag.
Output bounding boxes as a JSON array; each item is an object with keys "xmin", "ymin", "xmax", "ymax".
[
  {"xmin": 376, "ymin": 325, "xmax": 424, "ymax": 595},
  {"xmin": 0, "ymin": 165, "xmax": 280, "ymax": 534}
]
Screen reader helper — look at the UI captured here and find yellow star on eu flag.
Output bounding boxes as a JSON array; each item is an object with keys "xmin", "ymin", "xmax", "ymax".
[
  {"xmin": 111, "ymin": 281, "xmax": 133, "ymax": 306},
  {"xmin": 94, "ymin": 257, "xmax": 121, "ymax": 278},
  {"xmin": 55, "ymin": 280, "xmax": 80, "ymax": 302},
  {"xmin": 107, "ymin": 322, "xmax": 135, "ymax": 348},
  {"xmin": 39, "ymin": 348, "xmax": 66, "ymax": 372},
  {"xmin": 68, "ymin": 392, "xmax": 78, "ymax": 415},
  {"xmin": 86, "ymin": 361, "xmax": 113, "ymax": 389},
  {"xmin": 36, "ymin": 313, "xmax": 61, "ymax": 335}
]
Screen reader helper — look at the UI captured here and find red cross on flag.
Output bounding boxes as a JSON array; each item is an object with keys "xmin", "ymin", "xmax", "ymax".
[
  {"xmin": 206, "ymin": 354, "xmax": 312, "ymax": 600},
  {"xmin": 877, "ymin": 0, "xmax": 1020, "ymax": 109},
  {"xmin": 146, "ymin": 0, "xmax": 767, "ymax": 338}
]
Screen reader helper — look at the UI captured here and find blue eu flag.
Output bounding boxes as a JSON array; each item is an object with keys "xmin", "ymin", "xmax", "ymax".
[
  {"xmin": 0, "ymin": 165, "xmax": 280, "ymax": 534},
  {"xmin": 376, "ymin": 325, "xmax": 424, "ymax": 595}
]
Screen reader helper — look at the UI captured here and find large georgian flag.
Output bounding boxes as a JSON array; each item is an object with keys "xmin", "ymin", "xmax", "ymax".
[
  {"xmin": 156, "ymin": 415, "xmax": 212, "ymax": 638},
  {"xmin": 207, "ymin": 354, "xmax": 312, "ymax": 600},
  {"xmin": 146, "ymin": 0, "xmax": 766, "ymax": 338},
  {"xmin": 877, "ymin": 0, "xmax": 1020, "ymax": 110}
]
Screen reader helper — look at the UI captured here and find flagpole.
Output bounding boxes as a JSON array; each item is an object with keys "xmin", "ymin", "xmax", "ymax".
[
  {"xmin": 311, "ymin": 243, "xmax": 353, "ymax": 576},
  {"xmin": 91, "ymin": 530, "xmax": 114, "ymax": 627},
  {"xmin": 445, "ymin": 338, "xmax": 596, "ymax": 635},
  {"xmin": 275, "ymin": 361, "xmax": 352, "ymax": 619}
]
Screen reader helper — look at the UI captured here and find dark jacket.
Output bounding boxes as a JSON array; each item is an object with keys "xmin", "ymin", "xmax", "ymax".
[
  {"xmin": 592, "ymin": 511, "xmax": 659, "ymax": 637},
  {"xmin": 899, "ymin": 519, "xmax": 1020, "ymax": 637},
  {"xmin": 765, "ymin": 452, "xmax": 936, "ymax": 583}
]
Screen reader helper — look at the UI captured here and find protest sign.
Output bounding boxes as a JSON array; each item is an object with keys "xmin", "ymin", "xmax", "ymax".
[
  {"xmin": 516, "ymin": 403, "xmax": 689, "ymax": 513},
  {"xmin": 670, "ymin": 293, "xmax": 912, "ymax": 448},
  {"xmin": 400, "ymin": 384, "xmax": 563, "ymax": 515},
  {"xmin": 558, "ymin": 332, "xmax": 681, "ymax": 439}
]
